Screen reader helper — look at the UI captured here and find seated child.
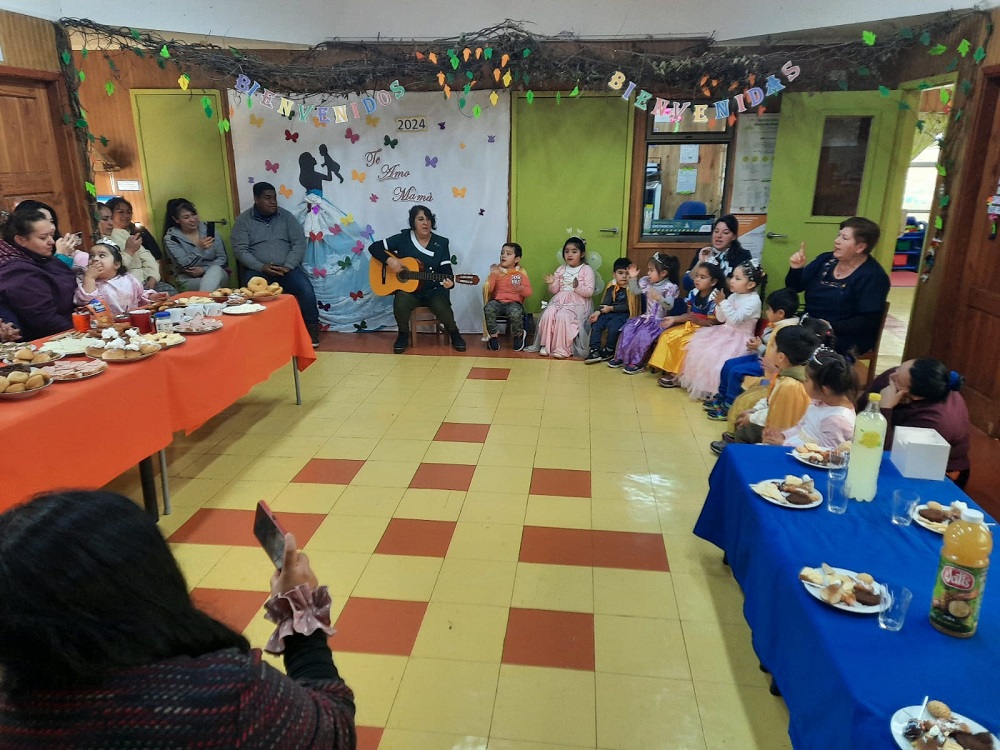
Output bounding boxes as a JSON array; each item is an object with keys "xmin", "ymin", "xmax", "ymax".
[
  {"xmin": 585, "ymin": 257, "xmax": 640, "ymax": 364},
  {"xmin": 704, "ymin": 287, "xmax": 800, "ymax": 420},
  {"xmin": 75, "ymin": 240, "xmax": 167, "ymax": 315},
  {"xmin": 608, "ymin": 253, "xmax": 680, "ymax": 373},
  {"xmin": 763, "ymin": 347, "xmax": 857, "ymax": 450},
  {"xmin": 484, "ymin": 242, "xmax": 532, "ymax": 352},
  {"xmin": 709, "ymin": 325, "xmax": 816, "ymax": 455},
  {"xmin": 649, "ymin": 261, "xmax": 726, "ymax": 386},
  {"xmin": 536, "ymin": 237, "xmax": 595, "ymax": 358}
]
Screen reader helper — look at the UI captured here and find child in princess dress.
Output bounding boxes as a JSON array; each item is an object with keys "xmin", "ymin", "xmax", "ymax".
[
  {"xmin": 535, "ymin": 237, "xmax": 595, "ymax": 358},
  {"xmin": 74, "ymin": 240, "xmax": 167, "ymax": 315},
  {"xmin": 607, "ymin": 252, "xmax": 680, "ymax": 374}
]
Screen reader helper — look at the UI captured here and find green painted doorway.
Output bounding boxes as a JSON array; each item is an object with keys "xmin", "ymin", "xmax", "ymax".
[
  {"xmin": 131, "ymin": 89, "xmax": 236, "ymax": 281},
  {"xmin": 511, "ymin": 94, "xmax": 633, "ymax": 313}
]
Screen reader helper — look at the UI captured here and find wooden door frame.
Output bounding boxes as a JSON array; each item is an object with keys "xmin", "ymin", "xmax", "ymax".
[{"xmin": 0, "ymin": 66, "xmax": 90, "ymax": 233}]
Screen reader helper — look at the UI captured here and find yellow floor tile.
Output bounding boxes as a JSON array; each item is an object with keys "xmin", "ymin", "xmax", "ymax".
[
  {"xmin": 314, "ymin": 436, "xmax": 380, "ymax": 460},
  {"xmin": 445, "ymin": 406, "xmax": 499, "ymax": 424},
  {"xmin": 350, "ymin": 459, "xmax": 420, "ymax": 488},
  {"xmin": 590, "ymin": 471, "xmax": 655, "ymax": 504},
  {"xmin": 484, "ymin": 424, "xmax": 539, "ymax": 446},
  {"xmin": 353, "ymin": 554, "xmax": 442, "ymax": 601},
  {"xmin": 524, "ymin": 495, "xmax": 592, "ymax": 530},
  {"xmin": 388, "ymin": 658, "xmax": 500, "ymax": 736},
  {"xmin": 591, "ymin": 497, "xmax": 661, "ymax": 533},
  {"xmin": 333, "ymin": 418, "xmax": 394, "ymax": 440},
  {"xmin": 447, "ymin": 522, "xmax": 523, "ymax": 562},
  {"xmin": 491, "ymin": 665, "xmax": 596, "ymax": 748},
  {"xmin": 539, "ymin": 409, "xmax": 590, "ymax": 430},
  {"xmin": 423, "ymin": 441, "xmax": 484, "ymax": 465},
  {"xmin": 681, "ymin": 619, "xmax": 771, "ymax": 688},
  {"xmin": 596, "ymin": 672, "xmax": 706, "ymax": 750},
  {"xmin": 411, "ymin": 602, "xmax": 509, "ymax": 662},
  {"xmin": 589, "ymin": 429, "xmax": 647, "ymax": 452},
  {"xmin": 306, "ymin": 513, "xmax": 391, "ymax": 553},
  {"xmin": 511, "ymin": 563, "xmax": 593, "ymax": 613},
  {"xmin": 477, "ymin": 443, "xmax": 537, "ymax": 468},
  {"xmin": 204, "ymin": 432, "xmax": 277, "ymax": 457},
  {"xmin": 491, "ymin": 408, "xmax": 543, "ymax": 427},
  {"xmin": 593, "ymin": 568, "xmax": 679, "ymax": 620},
  {"xmin": 166, "ymin": 477, "xmax": 229, "ymax": 507},
  {"xmin": 202, "ymin": 480, "xmax": 288, "ymax": 510},
  {"xmin": 330, "ymin": 485, "xmax": 406, "ymax": 517},
  {"xmin": 487, "ymin": 741, "xmax": 587, "ymax": 750},
  {"xmin": 269, "ymin": 483, "xmax": 345, "ymax": 514},
  {"xmin": 301, "ymin": 550, "xmax": 371, "ymax": 598},
  {"xmin": 389, "ymin": 418, "xmax": 449, "ymax": 440},
  {"xmin": 693, "ymin": 681, "xmax": 792, "ymax": 750},
  {"xmin": 432, "ymin": 558, "xmax": 517, "ymax": 607},
  {"xmin": 333, "ymin": 652, "xmax": 408, "ymax": 727},
  {"xmin": 378, "ymin": 729, "xmax": 489, "ymax": 750},
  {"xmin": 283, "ymin": 417, "xmax": 346, "ymax": 437},
  {"xmin": 176, "ymin": 453, "xmax": 251, "ymax": 482},
  {"xmin": 655, "ymin": 500, "xmax": 704, "ymax": 535},
  {"xmin": 260, "ymin": 434, "xmax": 324, "ymax": 459},
  {"xmin": 532, "ymin": 445, "xmax": 590, "ymax": 471},
  {"xmin": 594, "ymin": 615, "xmax": 691, "ymax": 681},
  {"xmin": 197, "ymin": 546, "xmax": 275, "ymax": 592},
  {"xmin": 155, "ymin": 505, "xmax": 200, "ymax": 538},
  {"xmin": 469, "ymin": 465, "xmax": 532, "ymax": 495},
  {"xmin": 661, "ymin": 533, "xmax": 732, "ymax": 576},
  {"xmin": 497, "ymin": 394, "xmax": 546, "ymax": 411},
  {"xmin": 589, "ymin": 449, "xmax": 649, "ymax": 475},
  {"xmin": 670, "ymin": 572, "xmax": 747, "ymax": 625},
  {"xmin": 535, "ymin": 426, "xmax": 588, "ymax": 449},
  {"xmin": 370, "ymin": 438, "xmax": 433, "ymax": 463},
  {"xmin": 170, "ymin": 543, "xmax": 230, "ymax": 590},
  {"xmin": 394, "ymin": 489, "xmax": 467, "ymax": 521},
  {"xmin": 459, "ymin": 491, "xmax": 529, "ymax": 525},
  {"xmin": 239, "ymin": 455, "xmax": 312, "ymax": 484}
]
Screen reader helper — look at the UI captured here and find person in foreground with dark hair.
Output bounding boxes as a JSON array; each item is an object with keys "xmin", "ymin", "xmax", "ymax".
[
  {"xmin": 0, "ymin": 490, "xmax": 357, "ymax": 749},
  {"xmin": 859, "ymin": 358, "xmax": 971, "ymax": 486}
]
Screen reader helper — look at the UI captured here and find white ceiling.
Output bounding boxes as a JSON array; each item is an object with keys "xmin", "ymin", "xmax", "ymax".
[{"xmin": 0, "ymin": 0, "xmax": 989, "ymax": 45}]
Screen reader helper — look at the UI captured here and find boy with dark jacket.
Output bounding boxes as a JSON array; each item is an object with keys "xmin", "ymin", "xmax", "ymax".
[{"xmin": 585, "ymin": 257, "xmax": 640, "ymax": 364}]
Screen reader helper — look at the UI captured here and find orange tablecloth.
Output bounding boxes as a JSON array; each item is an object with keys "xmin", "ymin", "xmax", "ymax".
[{"xmin": 0, "ymin": 295, "xmax": 315, "ymax": 511}]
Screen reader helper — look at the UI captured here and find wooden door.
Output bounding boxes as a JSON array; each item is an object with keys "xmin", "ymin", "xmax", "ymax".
[
  {"xmin": 511, "ymin": 94, "xmax": 632, "ymax": 313},
  {"xmin": 0, "ymin": 77, "xmax": 73, "ymax": 223}
]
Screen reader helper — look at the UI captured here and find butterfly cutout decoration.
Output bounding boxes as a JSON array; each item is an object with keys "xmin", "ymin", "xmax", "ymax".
[
  {"xmin": 365, "ymin": 114, "xmax": 380, "ymax": 128},
  {"xmin": 479, "ymin": 209, "xmax": 485, "ymax": 216},
  {"xmin": 313, "ymin": 116, "xmax": 328, "ymax": 128},
  {"xmin": 330, "ymin": 225, "xmax": 343, "ymax": 236},
  {"xmin": 317, "ymin": 301, "xmax": 331, "ymax": 311},
  {"xmin": 487, "ymin": 134, "xmax": 496, "ymax": 143},
  {"xmin": 248, "ymin": 177, "xmax": 255, "ymax": 184},
  {"xmin": 265, "ymin": 160, "xmax": 279, "ymax": 173},
  {"xmin": 345, "ymin": 128, "xmax": 360, "ymax": 144},
  {"xmin": 312, "ymin": 267, "xmax": 327, "ymax": 278},
  {"xmin": 353, "ymin": 320, "xmax": 368, "ymax": 331},
  {"xmin": 320, "ymin": 323, "xmax": 331, "ymax": 331},
  {"xmin": 249, "ymin": 114, "xmax": 264, "ymax": 127},
  {"xmin": 308, "ymin": 231, "xmax": 324, "ymax": 242},
  {"xmin": 370, "ymin": 193, "xmax": 379, "ymax": 203},
  {"xmin": 341, "ymin": 213, "xmax": 355, "ymax": 226},
  {"xmin": 425, "ymin": 156, "xmax": 438, "ymax": 168},
  {"xmin": 350, "ymin": 290, "xmax": 364, "ymax": 301},
  {"xmin": 452, "ymin": 186, "xmax": 467, "ymax": 198},
  {"xmin": 278, "ymin": 184, "xmax": 293, "ymax": 199},
  {"xmin": 351, "ymin": 170, "xmax": 366, "ymax": 183},
  {"xmin": 351, "ymin": 241, "xmax": 365, "ymax": 255},
  {"xmin": 383, "ymin": 135, "xmax": 398, "ymax": 149},
  {"xmin": 310, "ymin": 205, "xmax": 320, "ymax": 214},
  {"xmin": 360, "ymin": 224, "xmax": 374, "ymax": 240},
  {"xmin": 459, "ymin": 142, "xmax": 466, "ymax": 150},
  {"xmin": 337, "ymin": 257, "xmax": 352, "ymax": 270},
  {"xmin": 284, "ymin": 129, "xmax": 299, "ymax": 142},
  {"xmin": 437, "ymin": 122, "xmax": 446, "ymax": 130}
]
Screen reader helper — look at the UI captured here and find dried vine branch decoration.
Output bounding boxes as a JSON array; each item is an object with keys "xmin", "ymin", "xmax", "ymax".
[{"xmin": 59, "ymin": 14, "xmax": 978, "ymax": 100}]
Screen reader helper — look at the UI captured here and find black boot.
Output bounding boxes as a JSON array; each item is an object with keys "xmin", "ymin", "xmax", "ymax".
[
  {"xmin": 393, "ymin": 332, "xmax": 409, "ymax": 354},
  {"xmin": 450, "ymin": 330, "xmax": 467, "ymax": 352},
  {"xmin": 306, "ymin": 322, "xmax": 321, "ymax": 349}
]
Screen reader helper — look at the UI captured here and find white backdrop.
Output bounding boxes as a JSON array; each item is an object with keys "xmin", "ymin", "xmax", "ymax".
[{"xmin": 228, "ymin": 88, "xmax": 511, "ymax": 333}]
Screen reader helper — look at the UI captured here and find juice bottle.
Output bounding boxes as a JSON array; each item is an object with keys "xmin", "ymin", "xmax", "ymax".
[
  {"xmin": 929, "ymin": 508, "xmax": 993, "ymax": 638},
  {"xmin": 845, "ymin": 393, "xmax": 887, "ymax": 502}
]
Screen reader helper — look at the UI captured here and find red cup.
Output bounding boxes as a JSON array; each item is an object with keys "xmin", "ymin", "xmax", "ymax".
[
  {"xmin": 72, "ymin": 311, "xmax": 92, "ymax": 333},
  {"xmin": 128, "ymin": 309, "xmax": 153, "ymax": 334}
]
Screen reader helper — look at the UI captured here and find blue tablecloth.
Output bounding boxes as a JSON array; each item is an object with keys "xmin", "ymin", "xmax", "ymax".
[{"xmin": 694, "ymin": 445, "xmax": 1000, "ymax": 750}]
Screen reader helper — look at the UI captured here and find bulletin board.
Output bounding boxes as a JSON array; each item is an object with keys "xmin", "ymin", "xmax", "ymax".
[{"xmin": 729, "ymin": 113, "xmax": 780, "ymax": 214}]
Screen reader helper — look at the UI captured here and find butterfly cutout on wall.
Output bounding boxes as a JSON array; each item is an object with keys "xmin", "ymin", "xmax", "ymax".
[
  {"xmin": 425, "ymin": 156, "xmax": 438, "ymax": 168},
  {"xmin": 330, "ymin": 225, "xmax": 343, "ymax": 235},
  {"xmin": 308, "ymin": 231, "xmax": 324, "ymax": 242},
  {"xmin": 248, "ymin": 177, "xmax": 255, "ymax": 184},
  {"xmin": 317, "ymin": 301, "xmax": 331, "ymax": 311},
  {"xmin": 341, "ymin": 213, "xmax": 355, "ymax": 226},
  {"xmin": 265, "ymin": 160, "xmax": 279, "ymax": 173},
  {"xmin": 351, "ymin": 240, "xmax": 365, "ymax": 255},
  {"xmin": 479, "ymin": 209, "xmax": 485, "ymax": 216},
  {"xmin": 437, "ymin": 122, "xmax": 446, "ymax": 130},
  {"xmin": 320, "ymin": 322, "xmax": 331, "ymax": 331},
  {"xmin": 313, "ymin": 116, "xmax": 327, "ymax": 128},
  {"xmin": 351, "ymin": 170, "xmax": 366, "ymax": 183},
  {"xmin": 384, "ymin": 135, "xmax": 398, "ymax": 149},
  {"xmin": 312, "ymin": 267, "xmax": 327, "ymax": 278},
  {"xmin": 278, "ymin": 184, "xmax": 293, "ymax": 199},
  {"xmin": 365, "ymin": 114, "xmax": 380, "ymax": 128},
  {"xmin": 345, "ymin": 128, "xmax": 360, "ymax": 144},
  {"xmin": 284, "ymin": 129, "xmax": 299, "ymax": 142},
  {"xmin": 487, "ymin": 135, "xmax": 496, "ymax": 143},
  {"xmin": 452, "ymin": 187, "xmax": 467, "ymax": 198},
  {"xmin": 353, "ymin": 320, "xmax": 368, "ymax": 331},
  {"xmin": 350, "ymin": 290, "xmax": 364, "ymax": 301},
  {"xmin": 370, "ymin": 193, "xmax": 379, "ymax": 203},
  {"xmin": 337, "ymin": 257, "xmax": 352, "ymax": 270},
  {"xmin": 249, "ymin": 114, "xmax": 264, "ymax": 127},
  {"xmin": 360, "ymin": 224, "xmax": 374, "ymax": 240},
  {"xmin": 459, "ymin": 142, "xmax": 466, "ymax": 150}
]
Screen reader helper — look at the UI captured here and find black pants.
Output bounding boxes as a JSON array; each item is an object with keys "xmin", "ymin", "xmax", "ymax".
[{"xmin": 393, "ymin": 287, "xmax": 458, "ymax": 333}]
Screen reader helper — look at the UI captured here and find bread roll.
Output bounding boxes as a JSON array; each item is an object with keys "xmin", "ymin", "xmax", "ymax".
[
  {"xmin": 14, "ymin": 347, "xmax": 34, "ymax": 361},
  {"xmin": 5, "ymin": 383, "xmax": 25, "ymax": 393},
  {"xmin": 247, "ymin": 276, "xmax": 268, "ymax": 291},
  {"xmin": 7, "ymin": 371, "xmax": 28, "ymax": 384},
  {"xmin": 25, "ymin": 374, "xmax": 45, "ymax": 390},
  {"xmin": 104, "ymin": 349, "xmax": 125, "ymax": 361},
  {"xmin": 138, "ymin": 343, "xmax": 158, "ymax": 355}
]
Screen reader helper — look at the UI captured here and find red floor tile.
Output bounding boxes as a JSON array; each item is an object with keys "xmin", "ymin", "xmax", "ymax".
[
  {"xmin": 292, "ymin": 458, "xmax": 366, "ymax": 484},
  {"xmin": 503, "ymin": 608, "xmax": 595, "ymax": 671},
  {"xmin": 190, "ymin": 588, "xmax": 269, "ymax": 633},
  {"xmin": 592, "ymin": 529, "xmax": 669, "ymax": 572},
  {"xmin": 519, "ymin": 526, "xmax": 594, "ymax": 567},
  {"xmin": 355, "ymin": 726, "xmax": 384, "ymax": 750},
  {"xmin": 168, "ymin": 508, "xmax": 326, "ymax": 547},
  {"xmin": 467, "ymin": 367, "xmax": 510, "ymax": 380},
  {"xmin": 332, "ymin": 597, "xmax": 428, "ymax": 656},
  {"xmin": 529, "ymin": 468, "xmax": 591, "ymax": 498},
  {"xmin": 408, "ymin": 462, "xmax": 477, "ymax": 491},
  {"xmin": 434, "ymin": 422, "xmax": 491, "ymax": 443},
  {"xmin": 375, "ymin": 518, "xmax": 457, "ymax": 557}
]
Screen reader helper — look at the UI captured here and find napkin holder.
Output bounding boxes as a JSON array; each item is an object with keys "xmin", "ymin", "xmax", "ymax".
[{"xmin": 890, "ymin": 426, "xmax": 949, "ymax": 481}]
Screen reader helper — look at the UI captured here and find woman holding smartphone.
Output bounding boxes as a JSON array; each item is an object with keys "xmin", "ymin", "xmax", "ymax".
[
  {"xmin": 163, "ymin": 197, "xmax": 230, "ymax": 291},
  {"xmin": 0, "ymin": 490, "xmax": 357, "ymax": 748}
]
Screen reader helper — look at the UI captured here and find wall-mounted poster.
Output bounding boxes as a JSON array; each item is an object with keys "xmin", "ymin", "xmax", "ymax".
[{"xmin": 729, "ymin": 113, "xmax": 780, "ymax": 214}]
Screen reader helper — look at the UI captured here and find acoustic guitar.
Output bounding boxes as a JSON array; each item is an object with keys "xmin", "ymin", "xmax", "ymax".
[{"xmin": 369, "ymin": 256, "xmax": 480, "ymax": 296}]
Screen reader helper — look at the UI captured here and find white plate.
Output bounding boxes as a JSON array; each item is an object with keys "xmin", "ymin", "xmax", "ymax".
[
  {"xmin": 750, "ymin": 479, "xmax": 822, "ymax": 509},
  {"xmin": 789, "ymin": 451, "xmax": 836, "ymax": 470},
  {"xmin": 801, "ymin": 566, "xmax": 882, "ymax": 614},
  {"xmin": 890, "ymin": 706, "xmax": 998, "ymax": 750},
  {"xmin": 174, "ymin": 321, "xmax": 223, "ymax": 334},
  {"xmin": 911, "ymin": 504, "xmax": 954, "ymax": 534},
  {"xmin": 39, "ymin": 337, "xmax": 102, "ymax": 356},
  {"xmin": 222, "ymin": 303, "xmax": 266, "ymax": 315}
]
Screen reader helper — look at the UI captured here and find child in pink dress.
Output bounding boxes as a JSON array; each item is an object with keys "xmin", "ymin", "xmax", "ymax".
[
  {"xmin": 536, "ymin": 237, "xmax": 595, "ymax": 358},
  {"xmin": 679, "ymin": 260, "xmax": 765, "ymax": 400},
  {"xmin": 75, "ymin": 240, "xmax": 167, "ymax": 315}
]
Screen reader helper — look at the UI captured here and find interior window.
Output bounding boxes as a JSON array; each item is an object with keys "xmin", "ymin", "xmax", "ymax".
[{"xmin": 811, "ymin": 116, "xmax": 872, "ymax": 217}]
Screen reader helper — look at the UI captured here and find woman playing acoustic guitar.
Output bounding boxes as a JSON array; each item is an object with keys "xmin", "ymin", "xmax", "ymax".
[{"xmin": 368, "ymin": 205, "xmax": 467, "ymax": 354}]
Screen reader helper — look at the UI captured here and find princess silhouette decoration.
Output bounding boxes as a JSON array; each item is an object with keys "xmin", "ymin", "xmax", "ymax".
[{"xmin": 297, "ymin": 144, "xmax": 393, "ymax": 331}]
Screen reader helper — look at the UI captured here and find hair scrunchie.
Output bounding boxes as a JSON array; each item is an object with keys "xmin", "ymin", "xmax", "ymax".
[
  {"xmin": 263, "ymin": 583, "xmax": 335, "ymax": 654},
  {"xmin": 947, "ymin": 370, "xmax": 963, "ymax": 391}
]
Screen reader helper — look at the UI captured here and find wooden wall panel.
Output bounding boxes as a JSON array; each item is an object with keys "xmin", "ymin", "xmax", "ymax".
[{"xmin": 0, "ymin": 10, "xmax": 60, "ymax": 74}]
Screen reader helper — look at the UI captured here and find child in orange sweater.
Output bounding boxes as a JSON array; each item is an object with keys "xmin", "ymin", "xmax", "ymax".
[{"xmin": 484, "ymin": 242, "xmax": 533, "ymax": 351}]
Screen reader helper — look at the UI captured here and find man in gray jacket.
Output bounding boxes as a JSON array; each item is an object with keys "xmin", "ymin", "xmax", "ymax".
[{"xmin": 231, "ymin": 182, "xmax": 319, "ymax": 347}]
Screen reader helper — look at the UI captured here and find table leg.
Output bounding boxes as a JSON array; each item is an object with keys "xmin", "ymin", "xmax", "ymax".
[
  {"xmin": 291, "ymin": 356, "xmax": 302, "ymax": 405},
  {"xmin": 158, "ymin": 448, "xmax": 172, "ymax": 515},
  {"xmin": 138, "ymin": 456, "xmax": 159, "ymax": 520}
]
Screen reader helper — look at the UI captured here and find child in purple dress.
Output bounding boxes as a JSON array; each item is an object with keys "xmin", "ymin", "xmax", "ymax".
[{"xmin": 609, "ymin": 253, "xmax": 680, "ymax": 374}]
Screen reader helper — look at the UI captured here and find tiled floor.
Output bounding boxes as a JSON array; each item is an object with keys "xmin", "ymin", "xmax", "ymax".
[{"xmin": 101, "ymin": 316, "xmax": 993, "ymax": 749}]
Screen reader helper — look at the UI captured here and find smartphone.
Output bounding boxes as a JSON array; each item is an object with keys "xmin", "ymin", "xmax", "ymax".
[
  {"xmin": 253, "ymin": 501, "xmax": 287, "ymax": 568},
  {"xmin": 206, "ymin": 221, "xmax": 216, "ymax": 238}
]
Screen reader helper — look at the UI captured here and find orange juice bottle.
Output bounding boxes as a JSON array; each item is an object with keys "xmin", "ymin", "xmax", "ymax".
[{"xmin": 929, "ymin": 509, "xmax": 992, "ymax": 638}]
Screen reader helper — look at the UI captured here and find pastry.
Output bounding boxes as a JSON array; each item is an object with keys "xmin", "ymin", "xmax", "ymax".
[
  {"xmin": 920, "ymin": 506, "xmax": 948, "ymax": 523},
  {"xmin": 5, "ymin": 383, "xmax": 25, "ymax": 393},
  {"xmin": 247, "ymin": 275, "xmax": 268, "ymax": 291},
  {"xmin": 7, "ymin": 371, "xmax": 28, "ymax": 384},
  {"xmin": 927, "ymin": 701, "xmax": 953, "ymax": 721},
  {"xmin": 950, "ymin": 731, "xmax": 995, "ymax": 750},
  {"xmin": 103, "ymin": 349, "xmax": 126, "ymax": 361}
]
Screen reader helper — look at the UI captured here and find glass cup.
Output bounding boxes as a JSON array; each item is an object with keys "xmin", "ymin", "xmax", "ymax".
[
  {"xmin": 827, "ymin": 466, "xmax": 850, "ymax": 514},
  {"xmin": 878, "ymin": 584, "xmax": 913, "ymax": 631},
  {"xmin": 891, "ymin": 488, "xmax": 920, "ymax": 526}
]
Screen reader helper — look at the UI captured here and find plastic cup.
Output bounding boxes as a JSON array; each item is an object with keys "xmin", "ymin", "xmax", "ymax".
[
  {"xmin": 72, "ymin": 311, "xmax": 92, "ymax": 333},
  {"xmin": 891, "ymin": 488, "xmax": 920, "ymax": 526},
  {"xmin": 878, "ymin": 584, "xmax": 912, "ymax": 631},
  {"xmin": 827, "ymin": 468, "xmax": 850, "ymax": 514},
  {"xmin": 128, "ymin": 309, "xmax": 153, "ymax": 334}
]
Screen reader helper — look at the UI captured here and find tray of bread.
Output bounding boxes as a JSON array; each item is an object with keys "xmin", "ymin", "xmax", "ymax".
[
  {"xmin": 0, "ymin": 364, "xmax": 54, "ymax": 399},
  {"xmin": 891, "ymin": 699, "xmax": 997, "ymax": 750},
  {"xmin": 798, "ymin": 563, "xmax": 883, "ymax": 614},
  {"xmin": 750, "ymin": 475, "xmax": 822, "ymax": 509},
  {"xmin": 85, "ymin": 328, "xmax": 161, "ymax": 362},
  {"xmin": 789, "ymin": 442, "xmax": 849, "ymax": 470},
  {"xmin": 216, "ymin": 276, "xmax": 283, "ymax": 302},
  {"xmin": 3, "ymin": 345, "xmax": 63, "ymax": 366},
  {"xmin": 38, "ymin": 359, "xmax": 108, "ymax": 382},
  {"xmin": 911, "ymin": 500, "xmax": 969, "ymax": 534}
]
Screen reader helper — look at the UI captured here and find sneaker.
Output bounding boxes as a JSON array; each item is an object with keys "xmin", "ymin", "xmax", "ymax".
[
  {"xmin": 393, "ymin": 333, "xmax": 409, "ymax": 354},
  {"xmin": 513, "ymin": 332, "xmax": 526, "ymax": 352},
  {"xmin": 658, "ymin": 375, "xmax": 679, "ymax": 388},
  {"xmin": 607, "ymin": 358, "xmax": 623, "ymax": 368},
  {"xmin": 450, "ymin": 331, "xmax": 467, "ymax": 352},
  {"xmin": 584, "ymin": 348, "xmax": 604, "ymax": 364},
  {"xmin": 553, "ymin": 352, "xmax": 568, "ymax": 359},
  {"xmin": 487, "ymin": 336, "xmax": 500, "ymax": 351},
  {"xmin": 703, "ymin": 396, "xmax": 721, "ymax": 411},
  {"xmin": 710, "ymin": 440, "xmax": 726, "ymax": 456},
  {"xmin": 623, "ymin": 363, "xmax": 645, "ymax": 374},
  {"xmin": 539, "ymin": 346, "xmax": 549, "ymax": 357},
  {"xmin": 600, "ymin": 349, "xmax": 614, "ymax": 361},
  {"xmin": 706, "ymin": 407, "xmax": 729, "ymax": 422},
  {"xmin": 307, "ymin": 322, "xmax": 321, "ymax": 349},
  {"xmin": 721, "ymin": 431, "xmax": 737, "ymax": 444}
]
